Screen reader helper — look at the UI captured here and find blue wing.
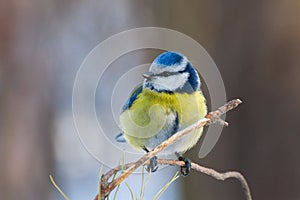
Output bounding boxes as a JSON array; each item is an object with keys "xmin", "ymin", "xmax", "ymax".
[{"xmin": 122, "ymin": 83, "xmax": 143, "ymax": 112}]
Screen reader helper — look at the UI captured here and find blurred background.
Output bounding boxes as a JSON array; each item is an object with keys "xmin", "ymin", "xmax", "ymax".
[{"xmin": 1, "ymin": 0, "xmax": 300, "ymax": 200}]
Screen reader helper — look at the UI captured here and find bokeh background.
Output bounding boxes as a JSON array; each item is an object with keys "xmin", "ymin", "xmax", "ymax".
[{"xmin": 1, "ymin": 0, "xmax": 300, "ymax": 200}]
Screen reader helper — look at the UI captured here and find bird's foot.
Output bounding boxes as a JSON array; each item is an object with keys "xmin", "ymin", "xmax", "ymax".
[
  {"xmin": 146, "ymin": 156, "xmax": 158, "ymax": 173},
  {"xmin": 178, "ymin": 156, "xmax": 191, "ymax": 176}
]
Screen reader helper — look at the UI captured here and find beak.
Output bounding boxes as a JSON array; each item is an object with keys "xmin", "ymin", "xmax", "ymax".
[{"xmin": 142, "ymin": 71, "xmax": 154, "ymax": 80}]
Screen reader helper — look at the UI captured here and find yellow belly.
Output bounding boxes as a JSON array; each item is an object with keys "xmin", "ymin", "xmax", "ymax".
[{"xmin": 120, "ymin": 89, "xmax": 207, "ymax": 154}]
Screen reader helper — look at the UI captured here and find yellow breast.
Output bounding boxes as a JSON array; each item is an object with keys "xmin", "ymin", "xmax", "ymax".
[{"xmin": 120, "ymin": 89, "xmax": 207, "ymax": 152}]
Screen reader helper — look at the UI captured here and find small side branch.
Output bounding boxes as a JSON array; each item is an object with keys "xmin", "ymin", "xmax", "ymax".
[
  {"xmin": 157, "ymin": 159, "xmax": 252, "ymax": 200},
  {"xmin": 96, "ymin": 99, "xmax": 250, "ymax": 200}
]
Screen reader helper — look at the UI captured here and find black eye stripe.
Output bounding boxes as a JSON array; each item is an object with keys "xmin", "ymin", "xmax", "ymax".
[{"xmin": 157, "ymin": 71, "xmax": 178, "ymax": 77}]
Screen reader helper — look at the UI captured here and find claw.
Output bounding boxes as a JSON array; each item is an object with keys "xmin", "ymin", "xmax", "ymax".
[
  {"xmin": 178, "ymin": 156, "xmax": 191, "ymax": 176},
  {"xmin": 146, "ymin": 156, "xmax": 158, "ymax": 173}
]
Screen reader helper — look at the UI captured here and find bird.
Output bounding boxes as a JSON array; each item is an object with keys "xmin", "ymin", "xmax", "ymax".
[{"xmin": 116, "ymin": 51, "xmax": 207, "ymax": 176}]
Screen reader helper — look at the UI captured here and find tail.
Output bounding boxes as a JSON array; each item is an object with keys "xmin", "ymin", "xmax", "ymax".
[{"xmin": 115, "ymin": 132, "xmax": 126, "ymax": 143}]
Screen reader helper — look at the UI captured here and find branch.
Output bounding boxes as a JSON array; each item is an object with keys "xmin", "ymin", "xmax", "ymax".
[
  {"xmin": 157, "ymin": 159, "xmax": 252, "ymax": 200},
  {"xmin": 96, "ymin": 99, "xmax": 247, "ymax": 199}
]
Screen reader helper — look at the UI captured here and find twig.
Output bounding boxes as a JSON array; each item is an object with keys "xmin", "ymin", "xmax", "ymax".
[
  {"xmin": 96, "ymin": 99, "xmax": 247, "ymax": 199},
  {"xmin": 95, "ymin": 158, "xmax": 252, "ymax": 200},
  {"xmin": 49, "ymin": 175, "xmax": 70, "ymax": 200},
  {"xmin": 157, "ymin": 159, "xmax": 252, "ymax": 200}
]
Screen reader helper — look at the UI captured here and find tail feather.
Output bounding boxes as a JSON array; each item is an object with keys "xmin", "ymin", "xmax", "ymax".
[{"xmin": 115, "ymin": 133, "xmax": 127, "ymax": 143}]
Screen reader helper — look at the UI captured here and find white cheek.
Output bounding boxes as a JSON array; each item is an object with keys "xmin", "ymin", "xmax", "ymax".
[{"xmin": 152, "ymin": 73, "xmax": 189, "ymax": 91}]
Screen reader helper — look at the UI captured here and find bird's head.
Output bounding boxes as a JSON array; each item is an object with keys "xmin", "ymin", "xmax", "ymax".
[{"xmin": 143, "ymin": 51, "xmax": 201, "ymax": 93}]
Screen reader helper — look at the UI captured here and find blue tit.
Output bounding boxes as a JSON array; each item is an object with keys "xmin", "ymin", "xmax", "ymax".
[{"xmin": 116, "ymin": 51, "xmax": 207, "ymax": 175}]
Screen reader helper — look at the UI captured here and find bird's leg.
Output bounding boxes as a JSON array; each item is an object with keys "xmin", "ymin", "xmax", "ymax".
[
  {"xmin": 143, "ymin": 147, "xmax": 158, "ymax": 173},
  {"xmin": 175, "ymin": 152, "xmax": 191, "ymax": 176},
  {"xmin": 146, "ymin": 156, "xmax": 158, "ymax": 173}
]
